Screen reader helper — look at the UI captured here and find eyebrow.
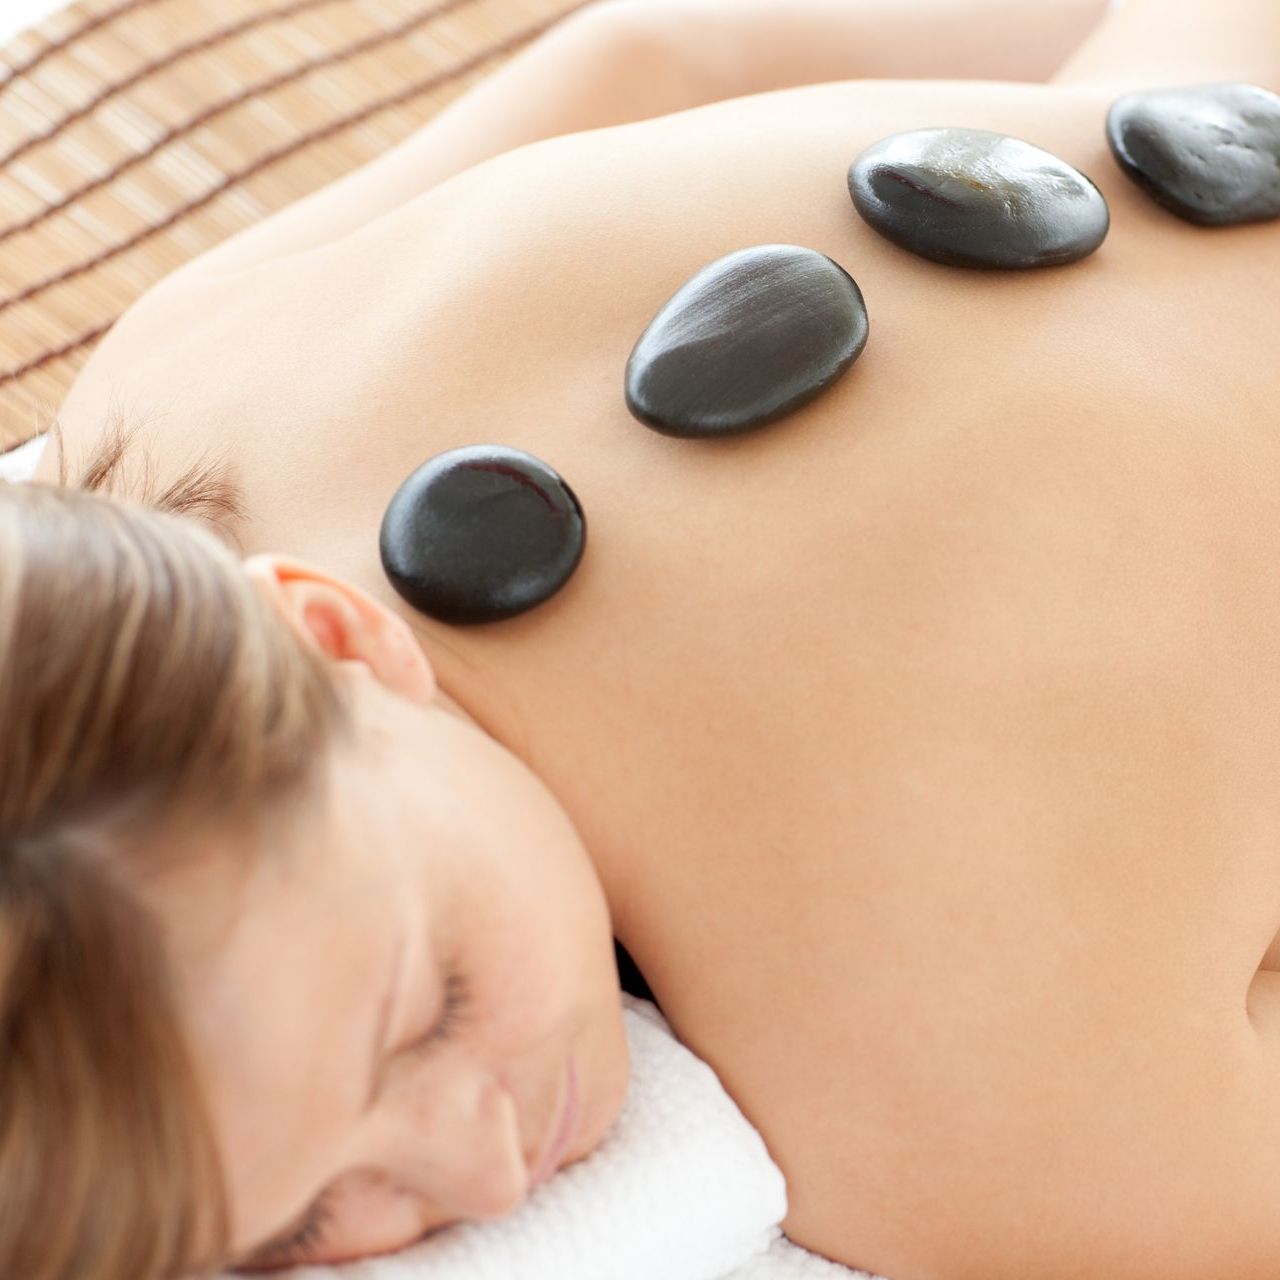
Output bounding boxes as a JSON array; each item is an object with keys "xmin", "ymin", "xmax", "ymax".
[{"xmin": 238, "ymin": 931, "xmax": 407, "ymax": 1266}]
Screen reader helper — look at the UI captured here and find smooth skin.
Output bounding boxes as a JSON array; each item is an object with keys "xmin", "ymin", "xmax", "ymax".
[{"xmin": 36, "ymin": 1, "xmax": 1280, "ymax": 1276}]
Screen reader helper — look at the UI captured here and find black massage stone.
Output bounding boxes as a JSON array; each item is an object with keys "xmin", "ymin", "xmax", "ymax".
[
  {"xmin": 1105, "ymin": 82, "xmax": 1280, "ymax": 226},
  {"xmin": 848, "ymin": 127, "xmax": 1110, "ymax": 268},
  {"xmin": 379, "ymin": 444, "xmax": 586, "ymax": 625},
  {"xmin": 623, "ymin": 243, "xmax": 869, "ymax": 438}
]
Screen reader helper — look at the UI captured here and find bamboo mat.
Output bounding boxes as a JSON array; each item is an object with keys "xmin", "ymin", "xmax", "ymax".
[{"xmin": 0, "ymin": 0, "xmax": 595, "ymax": 454}]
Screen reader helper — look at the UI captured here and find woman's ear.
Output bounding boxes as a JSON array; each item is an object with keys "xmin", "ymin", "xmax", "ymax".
[{"xmin": 241, "ymin": 552, "xmax": 437, "ymax": 706}]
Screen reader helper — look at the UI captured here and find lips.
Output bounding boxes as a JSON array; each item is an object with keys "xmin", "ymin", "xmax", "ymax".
[{"xmin": 528, "ymin": 1057, "xmax": 579, "ymax": 1189}]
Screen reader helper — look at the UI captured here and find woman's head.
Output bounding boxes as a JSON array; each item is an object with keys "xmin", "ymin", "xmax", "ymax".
[
  {"xmin": 0, "ymin": 417, "xmax": 630, "ymax": 1278},
  {"xmin": 152, "ymin": 553, "xmax": 631, "ymax": 1272}
]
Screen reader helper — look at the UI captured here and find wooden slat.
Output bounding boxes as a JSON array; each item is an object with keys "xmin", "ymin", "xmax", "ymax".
[{"xmin": 0, "ymin": 0, "xmax": 587, "ymax": 452}]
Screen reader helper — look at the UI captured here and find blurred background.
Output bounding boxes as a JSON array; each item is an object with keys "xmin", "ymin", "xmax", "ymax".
[{"xmin": 1, "ymin": 1, "xmax": 70, "ymax": 46}]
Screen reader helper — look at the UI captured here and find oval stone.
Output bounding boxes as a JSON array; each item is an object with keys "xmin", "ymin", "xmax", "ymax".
[
  {"xmin": 379, "ymin": 444, "xmax": 586, "ymax": 625},
  {"xmin": 848, "ymin": 127, "xmax": 1110, "ymax": 268},
  {"xmin": 1105, "ymin": 82, "xmax": 1280, "ymax": 226},
  {"xmin": 624, "ymin": 244, "xmax": 869, "ymax": 438}
]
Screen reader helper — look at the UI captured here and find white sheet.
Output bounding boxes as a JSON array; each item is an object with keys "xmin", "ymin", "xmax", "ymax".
[{"xmin": 0, "ymin": 432, "xmax": 49, "ymax": 482}]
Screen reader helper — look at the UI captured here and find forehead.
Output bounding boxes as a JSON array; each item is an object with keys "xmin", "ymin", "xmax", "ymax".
[
  {"xmin": 139, "ymin": 790, "xmax": 390, "ymax": 1064},
  {"xmin": 133, "ymin": 806, "xmax": 396, "ymax": 1248}
]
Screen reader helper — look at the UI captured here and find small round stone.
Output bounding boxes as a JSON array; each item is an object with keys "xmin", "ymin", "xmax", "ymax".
[
  {"xmin": 848, "ymin": 127, "xmax": 1110, "ymax": 268},
  {"xmin": 379, "ymin": 444, "xmax": 586, "ymax": 625},
  {"xmin": 624, "ymin": 243, "xmax": 869, "ymax": 438},
  {"xmin": 1105, "ymin": 82, "xmax": 1280, "ymax": 226}
]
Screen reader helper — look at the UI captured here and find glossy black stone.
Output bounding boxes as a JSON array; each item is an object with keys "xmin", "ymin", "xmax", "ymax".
[
  {"xmin": 1105, "ymin": 82, "xmax": 1280, "ymax": 226},
  {"xmin": 379, "ymin": 444, "xmax": 585, "ymax": 625},
  {"xmin": 624, "ymin": 243, "xmax": 869, "ymax": 438},
  {"xmin": 848, "ymin": 127, "xmax": 1110, "ymax": 268}
]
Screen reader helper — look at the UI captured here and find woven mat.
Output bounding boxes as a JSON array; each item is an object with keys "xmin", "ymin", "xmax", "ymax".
[{"xmin": 0, "ymin": 0, "xmax": 595, "ymax": 454}]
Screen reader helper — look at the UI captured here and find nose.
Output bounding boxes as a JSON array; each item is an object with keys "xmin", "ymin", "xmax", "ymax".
[{"xmin": 391, "ymin": 1068, "xmax": 530, "ymax": 1223}]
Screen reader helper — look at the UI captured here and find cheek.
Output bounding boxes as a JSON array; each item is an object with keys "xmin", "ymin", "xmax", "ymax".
[
  {"xmin": 470, "ymin": 893, "xmax": 592, "ymax": 1045},
  {"xmin": 452, "ymin": 817, "xmax": 611, "ymax": 1047},
  {"xmin": 483, "ymin": 923, "xmax": 567, "ymax": 1042}
]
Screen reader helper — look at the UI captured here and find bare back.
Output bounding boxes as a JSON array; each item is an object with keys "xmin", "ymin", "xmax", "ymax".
[{"xmin": 39, "ymin": 76, "xmax": 1280, "ymax": 1277}]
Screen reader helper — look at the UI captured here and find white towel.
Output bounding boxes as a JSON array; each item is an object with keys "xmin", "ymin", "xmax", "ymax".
[
  {"xmin": 735, "ymin": 1234, "xmax": 887, "ymax": 1280},
  {"xmin": 244, "ymin": 994, "xmax": 788, "ymax": 1280}
]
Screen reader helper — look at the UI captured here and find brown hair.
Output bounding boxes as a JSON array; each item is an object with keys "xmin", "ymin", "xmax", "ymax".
[{"xmin": 0, "ymin": 407, "xmax": 358, "ymax": 1278}]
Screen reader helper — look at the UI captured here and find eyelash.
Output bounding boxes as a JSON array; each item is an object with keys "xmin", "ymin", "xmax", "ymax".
[
  {"xmin": 273, "ymin": 968, "xmax": 474, "ymax": 1259},
  {"xmin": 413, "ymin": 966, "xmax": 473, "ymax": 1052},
  {"xmin": 275, "ymin": 1188, "xmax": 337, "ymax": 1260}
]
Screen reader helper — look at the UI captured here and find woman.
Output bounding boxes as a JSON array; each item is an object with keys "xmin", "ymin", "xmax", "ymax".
[{"xmin": 7, "ymin": 0, "xmax": 1280, "ymax": 1274}]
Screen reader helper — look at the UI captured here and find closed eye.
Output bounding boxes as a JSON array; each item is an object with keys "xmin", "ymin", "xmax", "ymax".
[
  {"xmin": 410, "ymin": 966, "xmax": 472, "ymax": 1054},
  {"xmin": 244, "ymin": 967, "xmax": 473, "ymax": 1269},
  {"xmin": 241, "ymin": 1188, "xmax": 339, "ymax": 1269}
]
